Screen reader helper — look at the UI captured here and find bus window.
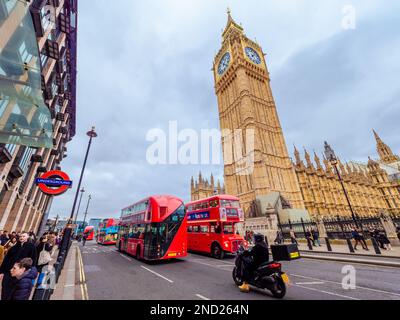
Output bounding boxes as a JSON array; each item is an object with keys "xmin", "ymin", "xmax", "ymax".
[
  {"xmin": 201, "ymin": 202, "xmax": 208, "ymax": 209},
  {"xmin": 223, "ymin": 223, "xmax": 234, "ymax": 235},
  {"xmin": 187, "ymin": 226, "xmax": 193, "ymax": 233},
  {"xmin": 215, "ymin": 223, "xmax": 221, "ymax": 234},
  {"xmin": 209, "ymin": 199, "xmax": 218, "ymax": 207},
  {"xmin": 192, "ymin": 226, "xmax": 200, "ymax": 233},
  {"xmin": 200, "ymin": 225, "xmax": 209, "ymax": 233}
]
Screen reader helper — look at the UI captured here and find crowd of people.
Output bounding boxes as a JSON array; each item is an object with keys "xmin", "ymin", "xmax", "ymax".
[{"xmin": 0, "ymin": 230, "xmax": 62, "ymax": 300}]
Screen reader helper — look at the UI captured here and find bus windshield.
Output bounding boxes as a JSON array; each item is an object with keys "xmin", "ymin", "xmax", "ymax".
[
  {"xmin": 223, "ymin": 223, "xmax": 235, "ymax": 235},
  {"xmin": 221, "ymin": 200, "xmax": 240, "ymax": 208}
]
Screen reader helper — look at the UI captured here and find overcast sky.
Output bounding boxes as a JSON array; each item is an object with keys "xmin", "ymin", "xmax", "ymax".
[{"xmin": 49, "ymin": 0, "xmax": 400, "ymax": 221}]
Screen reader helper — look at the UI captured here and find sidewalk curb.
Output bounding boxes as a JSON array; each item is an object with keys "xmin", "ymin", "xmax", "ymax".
[
  {"xmin": 301, "ymin": 253, "xmax": 400, "ymax": 268},
  {"xmin": 299, "ymin": 249, "xmax": 400, "ymax": 260}
]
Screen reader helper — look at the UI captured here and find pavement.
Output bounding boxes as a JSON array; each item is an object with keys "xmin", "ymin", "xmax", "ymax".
[
  {"xmin": 295, "ymin": 242, "xmax": 400, "ymax": 267},
  {"xmin": 51, "ymin": 242, "xmax": 85, "ymax": 300},
  {"xmin": 58, "ymin": 241, "xmax": 400, "ymax": 300},
  {"xmin": 295, "ymin": 241, "xmax": 400, "ymax": 257}
]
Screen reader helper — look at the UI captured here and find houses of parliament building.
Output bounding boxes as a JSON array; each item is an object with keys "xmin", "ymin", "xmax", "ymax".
[{"xmin": 191, "ymin": 11, "xmax": 400, "ymax": 220}]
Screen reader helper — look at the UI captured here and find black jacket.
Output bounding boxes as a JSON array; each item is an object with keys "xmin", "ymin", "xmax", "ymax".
[
  {"xmin": 8, "ymin": 267, "xmax": 38, "ymax": 300},
  {"xmin": 0, "ymin": 242, "xmax": 37, "ymax": 274},
  {"xmin": 251, "ymin": 242, "xmax": 269, "ymax": 267},
  {"xmin": 0, "ymin": 235, "xmax": 9, "ymax": 246}
]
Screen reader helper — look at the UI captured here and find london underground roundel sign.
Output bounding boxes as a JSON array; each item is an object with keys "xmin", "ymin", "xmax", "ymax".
[{"xmin": 35, "ymin": 170, "xmax": 73, "ymax": 196}]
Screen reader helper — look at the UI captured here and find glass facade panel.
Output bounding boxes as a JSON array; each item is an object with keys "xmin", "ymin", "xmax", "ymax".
[{"xmin": 0, "ymin": 1, "xmax": 53, "ymax": 148}]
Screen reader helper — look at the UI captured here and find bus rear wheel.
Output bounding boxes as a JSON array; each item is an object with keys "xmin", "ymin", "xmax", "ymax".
[
  {"xmin": 136, "ymin": 246, "xmax": 141, "ymax": 260},
  {"xmin": 211, "ymin": 243, "xmax": 225, "ymax": 259}
]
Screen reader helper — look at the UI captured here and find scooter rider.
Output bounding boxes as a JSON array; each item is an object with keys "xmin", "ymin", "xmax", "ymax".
[{"xmin": 238, "ymin": 233, "xmax": 270, "ymax": 293}]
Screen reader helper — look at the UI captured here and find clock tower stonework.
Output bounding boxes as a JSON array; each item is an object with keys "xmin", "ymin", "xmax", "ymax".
[{"xmin": 213, "ymin": 11, "xmax": 305, "ymax": 218}]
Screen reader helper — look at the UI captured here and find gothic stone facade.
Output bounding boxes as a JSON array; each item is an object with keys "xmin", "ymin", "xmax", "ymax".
[
  {"xmin": 293, "ymin": 132, "xmax": 400, "ymax": 218},
  {"xmin": 190, "ymin": 12, "xmax": 400, "ymax": 220},
  {"xmin": 191, "ymin": 173, "xmax": 225, "ymax": 201}
]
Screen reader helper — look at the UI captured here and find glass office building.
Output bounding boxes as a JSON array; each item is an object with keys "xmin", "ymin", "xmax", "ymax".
[{"xmin": 0, "ymin": 0, "xmax": 78, "ymax": 233}]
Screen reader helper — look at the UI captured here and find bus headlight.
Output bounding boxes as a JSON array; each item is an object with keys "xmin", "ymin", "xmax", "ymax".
[{"xmin": 224, "ymin": 241, "xmax": 229, "ymax": 248}]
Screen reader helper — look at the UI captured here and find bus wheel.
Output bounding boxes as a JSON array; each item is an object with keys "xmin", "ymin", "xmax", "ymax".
[
  {"xmin": 211, "ymin": 243, "xmax": 224, "ymax": 259},
  {"xmin": 136, "ymin": 246, "xmax": 141, "ymax": 260}
]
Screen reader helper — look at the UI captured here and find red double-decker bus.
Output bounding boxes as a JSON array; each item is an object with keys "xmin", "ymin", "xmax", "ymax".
[
  {"xmin": 186, "ymin": 195, "xmax": 247, "ymax": 259},
  {"xmin": 117, "ymin": 195, "xmax": 187, "ymax": 261},
  {"xmin": 97, "ymin": 218, "xmax": 120, "ymax": 245},
  {"xmin": 83, "ymin": 226, "xmax": 95, "ymax": 241}
]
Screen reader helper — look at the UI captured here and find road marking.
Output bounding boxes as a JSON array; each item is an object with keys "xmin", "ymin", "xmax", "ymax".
[
  {"xmin": 293, "ymin": 284, "xmax": 360, "ymax": 300},
  {"xmin": 216, "ymin": 264, "xmax": 235, "ymax": 267},
  {"xmin": 141, "ymin": 266, "xmax": 174, "ymax": 283},
  {"xmin": 196, "ymin": 294, "xmax": 211, "ymax": 300},
  {"xmin": 290, "ymin": 273, "xmax": 400, "ymax": 297},
  {"xmin": 77, "ymin": 247, "xmax": 89, "ymax": 300},
  {"xmin": 64, "ymin": 284, "xmax": 75, "ymax": 288},
  {"xmin": 295, "ymin": 282, "xmax": 325, "ymax": 285},
  {"xmin": 119, "ymin": 254, "xmax": 132, "ymax": 262}
]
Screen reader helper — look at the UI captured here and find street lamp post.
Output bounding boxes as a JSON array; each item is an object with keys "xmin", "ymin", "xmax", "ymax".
[
  {"xmin": 73, "ymin": 187, "xmax": 85, "ymax": 231},
  {"xmin": 82, "ymin": 194, "xmax": 92, "ymax": 226},
  {"xmin": 59, "ymin": 127, "xmax": 97, "ymax": 254},
  {"xmin": 324, "ymin": 141, "xmax": 360, "ymax": 228}
]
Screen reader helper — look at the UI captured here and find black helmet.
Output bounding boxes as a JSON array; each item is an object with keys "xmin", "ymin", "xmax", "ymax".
[{"xmin": 253, "ymin": 233, "xmax": 264, "ymax": 243}]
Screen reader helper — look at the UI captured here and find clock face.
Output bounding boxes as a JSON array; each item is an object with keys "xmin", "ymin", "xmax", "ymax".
[
  {"xmin": 218, "ymin": 52, "xmax": 231, "ymax": 75},
  {"xmin": 245, "ymin": 47, "xmax": 261, "ymax": 64}
]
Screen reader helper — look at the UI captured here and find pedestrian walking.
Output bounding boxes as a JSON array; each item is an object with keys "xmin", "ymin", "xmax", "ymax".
[
  {"xmin": 0, "ymin": 232, "xmax": 37, "ymax": 300},
  {"xmin": 82, "ymin": 233, "xmax": 88, "ymax": 247},
  {"xmin": 274, "ymin": 231, "xmax": 284, "ymax": 244},
  {"xmin": 4, "ymin": 237, "xmax": 18, "ymax": 255},
  {"xmin": 378, "ymin": 231, "xmax": 392, "ymax": 250},
  {"xmin": 305, "ymin": 228, "xmax": 315, "ymax": 247},
  {"xmin": 351, "ymin": 228, "xmax": 368, "ymax": 250},
  {"xmin": 312, "ymin": 227, "xmax": 321, "ymax": 246},
  {"xmin": 0, "ymin": 231, "xmax": 9, "ymax": 246},
  {"xmin": 28, "ymin": 231, "xmax": 36, "ymax": 244},
  {"xmin": 0, "ymin": 244, "xmax": 4, "ymax": 267},
  {"xmin": 290, "ymin": 229, "xmax": 298, "ymax": 245},
  {"xmin": 36, "ymin": 235, "xmax": 53, "ymax": 273},
  {"xmin": 7, "ymin": 258, "xmax": 38, "ymax": 300}
]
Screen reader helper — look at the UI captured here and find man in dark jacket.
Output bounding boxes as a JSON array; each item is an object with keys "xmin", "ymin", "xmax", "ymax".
[
  {"xmin": 0, "ymin": 232, "xmax": 37, "ymax": 300},
  {"xmin": 8, "ymin": 258, "xmax": 38, "ymax": 300},
  {"xmin": 238, "ymin": 234, "xmax": 269, "ymax": 293},
  {"xmin": 0, "ymin": 231, "xmax": 9, "ymax": 246}
]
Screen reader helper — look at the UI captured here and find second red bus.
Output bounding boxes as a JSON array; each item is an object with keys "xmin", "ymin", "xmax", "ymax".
[{"xmin": 186, "ymin": 195, "xmax": 247, "ymax": 259}]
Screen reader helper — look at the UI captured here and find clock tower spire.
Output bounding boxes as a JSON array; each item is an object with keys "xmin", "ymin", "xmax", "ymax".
[{"xmin": 213, "ymin": 12, "xmax": 305, "ymax": 217}]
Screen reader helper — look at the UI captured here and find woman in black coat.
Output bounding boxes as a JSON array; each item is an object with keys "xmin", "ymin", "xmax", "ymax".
[{"xmin": 36, "ymin": 236, "xmax": 53, "ymax": 273}]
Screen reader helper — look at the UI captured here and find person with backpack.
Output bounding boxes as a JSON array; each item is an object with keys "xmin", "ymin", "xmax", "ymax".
[{"xmin": 36, "ymin": 235, "xmax": 53, "ymax": 273}]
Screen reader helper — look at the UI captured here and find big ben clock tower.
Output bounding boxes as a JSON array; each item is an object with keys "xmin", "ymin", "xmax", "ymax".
[{"xmin": 213, "ymin": 10, "xmax": 305, "ymax": 217}]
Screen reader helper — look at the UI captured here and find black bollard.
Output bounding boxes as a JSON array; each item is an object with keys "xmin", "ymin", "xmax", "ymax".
[
  {"xmin": 325, "ymin": 237, "xmax": 332, "ymax": 252},
  {"xmin": 306, "ymin": 238, "xmax": 313, "ymax": 250},
  {"xmin": 32, "ymin": 288, "xmax": 47, "ymax": 300},
  {"xmin": 345, "ymin": 237, "xmax": 355, "ymax": 253},
  {"xmin": 370, "ymin": 237, "xmax": 382, "ymax": 255}
]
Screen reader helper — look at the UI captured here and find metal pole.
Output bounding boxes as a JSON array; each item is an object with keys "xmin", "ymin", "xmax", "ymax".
[
  {"xmin": 82, "ymin": 195, "xmax": 92, "ymax": 225},
  {"xmin": 337, "ymin": 215, "xmax": 355, "ymax": 253},
  {"xmin": 332, "ymin": 163, "xmax": 359, "ymax": 228},
  {"xmin": 59, "ymin": 127, "xmax": 97, "ymax": 254},
  {"xmin": 73, "ymin": 188, "xmax": 85, "ymax": 228}
]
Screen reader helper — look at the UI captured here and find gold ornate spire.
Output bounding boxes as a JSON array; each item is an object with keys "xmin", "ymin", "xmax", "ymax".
[
  {"xmin": 373, "ymin": 129, "xmax": 400, "ymax": 164},
  {"xmin": 222, "ymin": 8, "xmax": 243, "ymax": 39}
]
